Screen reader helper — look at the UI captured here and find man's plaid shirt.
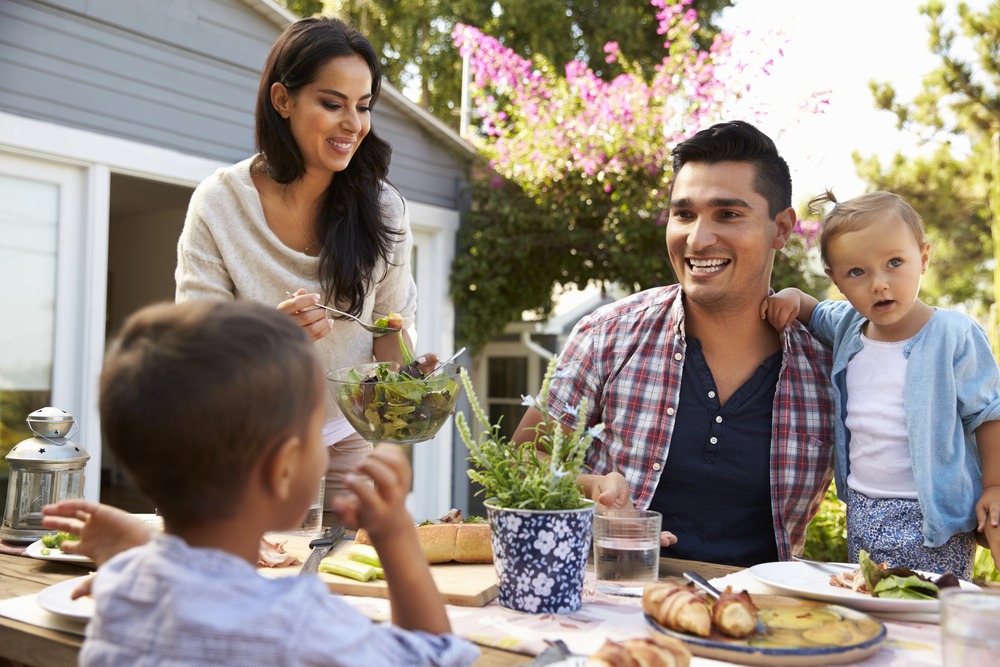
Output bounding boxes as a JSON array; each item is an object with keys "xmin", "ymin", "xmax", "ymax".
[{"xmin": 547, "ymin": 285, "xmax": 835, "ymax": 561}]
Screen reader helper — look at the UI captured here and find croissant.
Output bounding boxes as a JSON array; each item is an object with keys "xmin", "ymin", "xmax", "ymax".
[
  {"xmin": 711, "ymin": 587, "xmax": 759, "ymax": 638},
  {"xmin": 641, "ymin": 581, "xmax": 712, "ymax": 637},
  {"xmin": 586, "ymin": 634, "xmax": 691, "ymax": 667}
]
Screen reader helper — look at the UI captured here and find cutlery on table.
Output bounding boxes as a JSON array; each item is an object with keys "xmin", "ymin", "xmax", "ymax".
[
  {"xmin": 791, "ymin": 554, "xmax": 856, "ymax": 572},
  {"xmin": 299, "ymin": 524, "xmax": 345, "ymax": 576},
  {"xmin": 683, "ymin": 571, "xmax": 768, "ymax": 636},
  {"xmin": 284, "ymin": 292, "xmax": 401, "ymax": 335}
]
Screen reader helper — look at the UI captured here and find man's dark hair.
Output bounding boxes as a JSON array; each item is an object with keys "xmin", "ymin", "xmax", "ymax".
[{"xmin": 670, "ymin": 120, "xmax": 792, "ymax": 218}]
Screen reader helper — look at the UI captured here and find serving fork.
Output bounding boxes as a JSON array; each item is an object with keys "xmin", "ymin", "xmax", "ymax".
[{"xmin": 285, "ymin": 292, "xmax": 400, "ymax": 335}]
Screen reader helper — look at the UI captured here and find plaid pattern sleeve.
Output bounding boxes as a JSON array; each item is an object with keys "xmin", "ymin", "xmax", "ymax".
[
  {"xmin": 770, "ymin": 321, "xmax": 836, "ymax": 560},
  {"xmin": 547, "ymin": 287, "xmax": 685, "ymax": 509}
]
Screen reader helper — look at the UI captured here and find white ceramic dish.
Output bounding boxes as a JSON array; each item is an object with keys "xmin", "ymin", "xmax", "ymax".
[
  {"xmin": 35, "ymin": 575, "xmax": 95, "ymax": 622},
  {"xmin": 747, "ymin": 561, "xmax": 979, "ymax": 613},
  {"xmin": 25, "ymin": 539, "xmax": 94, "ymax": 565},
  {"xmin": 543, "ymin": 659, "xmax": 586, "ymax": 667}
]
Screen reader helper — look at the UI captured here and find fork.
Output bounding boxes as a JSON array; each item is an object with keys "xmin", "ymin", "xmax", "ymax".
[{"xmin": 284, "ymin": 292, "xmax": 400, "ymax": 335}]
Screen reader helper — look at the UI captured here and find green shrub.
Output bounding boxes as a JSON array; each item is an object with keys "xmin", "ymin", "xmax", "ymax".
[{"xmin": 803, "ymin": 483, "xmax": 847, "ymax": 562}]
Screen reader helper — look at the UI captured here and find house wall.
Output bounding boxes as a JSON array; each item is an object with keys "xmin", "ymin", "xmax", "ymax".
[{"xmin": 0, "ymin": 0, "xmax": 469, "ymax": 210}]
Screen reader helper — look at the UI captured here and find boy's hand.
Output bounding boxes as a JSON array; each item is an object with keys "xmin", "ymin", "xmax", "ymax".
[
  {"xmin": 329, "ymin": 444, "xmax": 414, "ymax": 539},
  {"xmin": 760, "ymin": 292, "xmax": 800, "ymax": 332},
  {"xmin": 42, "ymin": 500, "xmax": 154, "ymax": 568}
]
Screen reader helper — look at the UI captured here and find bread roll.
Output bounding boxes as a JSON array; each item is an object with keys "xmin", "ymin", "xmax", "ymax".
[
  {"xmin": 586, "ymin": 634, "xmax": 691, "ymax": 667},
  {"xmin": 711, "ymin": 587, "xmax": 759, "ymax": 638},
  {"xmin": 355, "ymin": 523, "xmax": 493, "ymax": 564},
  {"xmin": 642, "ymin": 581, "xmax": 712, "ymax": 637}
]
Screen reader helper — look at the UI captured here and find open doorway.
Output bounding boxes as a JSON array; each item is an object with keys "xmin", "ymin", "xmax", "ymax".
[{"xmin": 101, "ymin": 173, "xmax": 192, "ymax": 512}]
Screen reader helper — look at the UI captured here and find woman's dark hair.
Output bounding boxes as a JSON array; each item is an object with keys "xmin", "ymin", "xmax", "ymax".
[
  {"xmin": 670, "ymin": 120, "xmax": 792, "ymax": 219},
  {"xmin": 255, "ymin": 16, "xmax": 402, "ymax": 316}
]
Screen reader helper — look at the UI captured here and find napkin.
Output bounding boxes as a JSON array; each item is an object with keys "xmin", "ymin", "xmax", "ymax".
[{"xmin": 0, "ymin": 593, "xmax": 87, "ymax": 636}]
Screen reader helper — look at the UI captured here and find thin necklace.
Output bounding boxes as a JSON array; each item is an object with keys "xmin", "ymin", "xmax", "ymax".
[{"xmin": 281, "ymin": 186, "xmax": 319, "ymax": 253}]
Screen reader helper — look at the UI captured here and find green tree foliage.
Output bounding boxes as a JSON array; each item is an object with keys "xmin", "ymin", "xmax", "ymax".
[
  {"xmin": 855, "ymin": 0, "xmax": 1000, "ymax": 317},
  {"xmin": 282, "ymin": 0, "xmax": 732, "ymax": 129}
]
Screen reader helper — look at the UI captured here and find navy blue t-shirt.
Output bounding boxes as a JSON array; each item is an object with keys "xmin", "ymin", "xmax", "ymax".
[{"xmin": 649, "ymin": 337, "xmax": 781, "ymax": 566}]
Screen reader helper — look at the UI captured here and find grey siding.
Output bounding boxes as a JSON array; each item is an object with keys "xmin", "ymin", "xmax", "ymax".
[{"xmin": 0, "ymin": 0, "xmax": 470, "ymax": 210}]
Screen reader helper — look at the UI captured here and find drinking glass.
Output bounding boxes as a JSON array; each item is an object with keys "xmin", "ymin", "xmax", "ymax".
[{"xmin": 592, "ymin": 509, "xmax": 661, "ymax": 596}]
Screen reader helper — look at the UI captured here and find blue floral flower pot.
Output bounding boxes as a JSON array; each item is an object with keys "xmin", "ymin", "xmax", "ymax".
[{"xmin": 485, "ymin": 500, "xmax": 595, "ymax": 614}]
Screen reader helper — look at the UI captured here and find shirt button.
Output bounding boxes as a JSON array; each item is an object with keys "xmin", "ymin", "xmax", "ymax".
[
  {"xmin": 715, "ymin": 416, "xmax": 723, "ymax": 423},
  {"xmin": 674, "ymin": 353, "xmax": 682, "ymax": 361},
  {"xmin": 710, "ymin": 437, "xmax": 718, "ymax": 444},
  {"xmin": 652, "ymin": 463, "xmax": 661, "ymax": 471},
  {"xmin": 708, "ymin": 391, "xmax": 716, "ymax": 399},
  {"xmin": 666, "ymin": 407, "xmax": 675, "ymax": 416}
]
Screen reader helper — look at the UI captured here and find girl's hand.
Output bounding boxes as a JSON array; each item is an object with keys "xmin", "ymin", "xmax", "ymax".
[
  {"xmin": 760, "ymin": 293, "xmax": 800, "ymax": 332},
  {"xmin": 278, "ymin": 289, "xmax": 332, "ymax": 342}
]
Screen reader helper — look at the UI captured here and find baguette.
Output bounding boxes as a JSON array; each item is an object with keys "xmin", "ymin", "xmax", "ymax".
[{"xmin": 355, "ymin": 523, "xmax": 493, "ymax": 564}]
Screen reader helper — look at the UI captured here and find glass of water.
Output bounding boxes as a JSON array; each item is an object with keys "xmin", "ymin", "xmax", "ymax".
[
  {"xmin": 592, "ymin": 509, "xmax": 662, "ymax": 596},
  {"xmin": 287, "ymin": 477, "xmax": 325, "ymax": 537},
  {"xmin": 941, "ymin": 588, "xmax": 1000, "ymax": 667}
]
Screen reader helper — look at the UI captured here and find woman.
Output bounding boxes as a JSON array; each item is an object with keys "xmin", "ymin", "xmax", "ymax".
[{"xmin": 175, "ymin": 17, "xmax": 431, "ymax": 506}]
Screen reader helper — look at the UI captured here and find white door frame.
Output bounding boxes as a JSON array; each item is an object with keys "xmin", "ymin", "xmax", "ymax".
[
  {"xmin": 408, "ymin": 200, "xmax": 459, "ymax": 520},
  {"xmin": 0, "ymin": 110, "xmax": 224, "ymax": 500}
]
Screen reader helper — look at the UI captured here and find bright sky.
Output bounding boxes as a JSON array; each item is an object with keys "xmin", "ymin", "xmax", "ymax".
[{"xmin": 718, "ymin": 0, "xmax": 944, "ymax": 207}]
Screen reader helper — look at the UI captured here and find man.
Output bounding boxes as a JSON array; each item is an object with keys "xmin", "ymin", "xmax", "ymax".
[{"xmin": 514, "ymin": 121, "xmax": 835, "ymax": 566}]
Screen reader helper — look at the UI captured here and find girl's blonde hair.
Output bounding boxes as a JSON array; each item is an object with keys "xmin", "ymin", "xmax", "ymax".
[{"xmin": 811, "ymin": 190, "xmax": 928, "ymax": 270}]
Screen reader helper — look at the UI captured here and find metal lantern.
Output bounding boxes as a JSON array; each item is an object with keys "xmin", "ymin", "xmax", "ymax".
[{"xmin": 0, "ymin": 407, "xmax": 90, "ymax": 543}]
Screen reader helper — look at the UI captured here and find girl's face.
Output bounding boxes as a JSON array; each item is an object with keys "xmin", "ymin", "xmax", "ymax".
[
  {"xmin": 824, "ymin": 214, "xmax": 932, "ymax": 341},
  {"xmin": 272, "ymin": 53, "xmax": 373, "ymax": 177}
]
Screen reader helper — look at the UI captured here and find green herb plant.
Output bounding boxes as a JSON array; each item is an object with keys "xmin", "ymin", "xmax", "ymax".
[{"xmin": 456, "ymin": 356, "xmax": 603, "ymax": 511}]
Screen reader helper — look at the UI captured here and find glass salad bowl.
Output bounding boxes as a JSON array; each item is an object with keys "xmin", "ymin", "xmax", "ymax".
[{"xmin": 327, "ymin": 362, "xmax": 463, "ymax": 445}]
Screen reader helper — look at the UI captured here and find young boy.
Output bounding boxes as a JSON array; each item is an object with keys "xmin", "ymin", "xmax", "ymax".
[{"xmin": 45, "ymin": 300, "xmax": 478, "ymax": 666}]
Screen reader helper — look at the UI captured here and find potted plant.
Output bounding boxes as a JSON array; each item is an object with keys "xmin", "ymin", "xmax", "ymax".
[{"xmin": 457, "ymin": 357, "xmax": 604, "ymax": 613}]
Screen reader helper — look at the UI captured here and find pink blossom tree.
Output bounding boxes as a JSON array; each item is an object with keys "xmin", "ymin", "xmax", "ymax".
[{"xmin": 450, "ymin": 0, "xmax": 828, "ymax": 351}]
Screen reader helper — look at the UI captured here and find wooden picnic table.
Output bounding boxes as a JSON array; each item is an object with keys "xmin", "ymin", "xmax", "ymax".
[{"xmin": 0, "ymin": 549, "xmax": 739, "ymax": 667}]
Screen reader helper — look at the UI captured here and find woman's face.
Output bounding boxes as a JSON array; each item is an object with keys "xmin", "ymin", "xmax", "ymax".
[{"xmin": 273, "ymin": 53, "xmax": 373, "ymax": 176}]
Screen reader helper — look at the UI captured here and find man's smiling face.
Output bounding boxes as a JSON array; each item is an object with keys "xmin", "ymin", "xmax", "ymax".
[{"xmin": 667, "ymin": 160, "xmax": 791, "ymax": 312}]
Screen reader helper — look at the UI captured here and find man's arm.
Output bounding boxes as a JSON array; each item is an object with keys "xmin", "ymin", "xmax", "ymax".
[{"xmin": 513, "ymin": 407, "xmax": 631, "ymax": 509}]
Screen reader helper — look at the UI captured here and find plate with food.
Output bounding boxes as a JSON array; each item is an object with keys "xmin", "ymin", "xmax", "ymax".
[
  {"xmin": 642, "ymin": 580, "xmax": 885, "ymax": 666},
  {"xmin": 25, "ymin": 532, "xmax": 93, "ymax": 565},
  {"xmin": 36, "ymin": 575, "xmax": 95, "ymax": 622},
  {"xmin": 747, "ymin": 550, "xmax": 978, "ymax": 613}
]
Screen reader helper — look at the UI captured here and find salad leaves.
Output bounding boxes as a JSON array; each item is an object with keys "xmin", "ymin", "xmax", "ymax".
[
  {"xmin": 335, "ymin": 332, "xmax": 459, "ymax": 443},
  {"xmin": 858, "ymin": 549, "xmax": 953, "ymax": 600}
]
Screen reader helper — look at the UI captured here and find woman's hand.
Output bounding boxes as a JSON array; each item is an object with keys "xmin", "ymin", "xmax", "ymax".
[
  {"xmin": 42, "ymin": 500, "xmax": 154, "ymax": 569},
  {"xmin": 279, "ymin": 288, "xmax": 333, "ymax": 342}
]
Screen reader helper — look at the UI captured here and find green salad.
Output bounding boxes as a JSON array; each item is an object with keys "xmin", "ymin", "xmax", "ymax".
[
  {"xmin": 859, "ymin": 549, "xmax": 958, "ymax": 600},
  {"xmin": 333, "ymin": 333, "xmax": 461, "ymax": 443}
]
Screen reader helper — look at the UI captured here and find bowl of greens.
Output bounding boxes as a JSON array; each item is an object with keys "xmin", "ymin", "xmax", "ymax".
[{"xmin": 327, "ymin": 361, "xmax": 463, "ymax": 445}]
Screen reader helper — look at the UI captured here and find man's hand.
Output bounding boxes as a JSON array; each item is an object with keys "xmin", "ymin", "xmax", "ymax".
[
  {"xmin": 42, "ymin": 500, "xmax": 154, "ymax": 569},
  {"xmin": 580, "ymin": 471, "xmax": 632, "ymax": 509}
]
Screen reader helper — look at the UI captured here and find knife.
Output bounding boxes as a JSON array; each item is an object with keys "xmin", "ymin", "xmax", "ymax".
[{"xmin": 299, "ymin": 524, "xmax": 345, "ymax": 575}]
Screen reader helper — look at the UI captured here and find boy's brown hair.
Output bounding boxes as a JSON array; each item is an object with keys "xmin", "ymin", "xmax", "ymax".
[
  {"xmin": 99, "ymin": 300, "xmax": 321, "ymax": 526},
  {"xmin": 812, "ymin": 190, "xmax": 928, "ymax": 270}
]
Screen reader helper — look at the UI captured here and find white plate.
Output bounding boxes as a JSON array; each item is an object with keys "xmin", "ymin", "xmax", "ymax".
[
  {"xmin": 544, "ymin": 659, "xmax": 586, "ymax": 667},
  {"xmin": 36, "ymin": 575, "xmax": 95, "ymax": 622},
  {"xmin": 25, "ymin": 539, "xmax": 94, "ymax": 565},
  {"xmin": 747, "ymin": 561, "xmax": 979, "ymax": 613}
]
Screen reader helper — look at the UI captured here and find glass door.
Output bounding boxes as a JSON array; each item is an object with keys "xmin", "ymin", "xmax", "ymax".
[{"xmin": 0, "ymin": 153, "xmax": 91, "ymax": 507}]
